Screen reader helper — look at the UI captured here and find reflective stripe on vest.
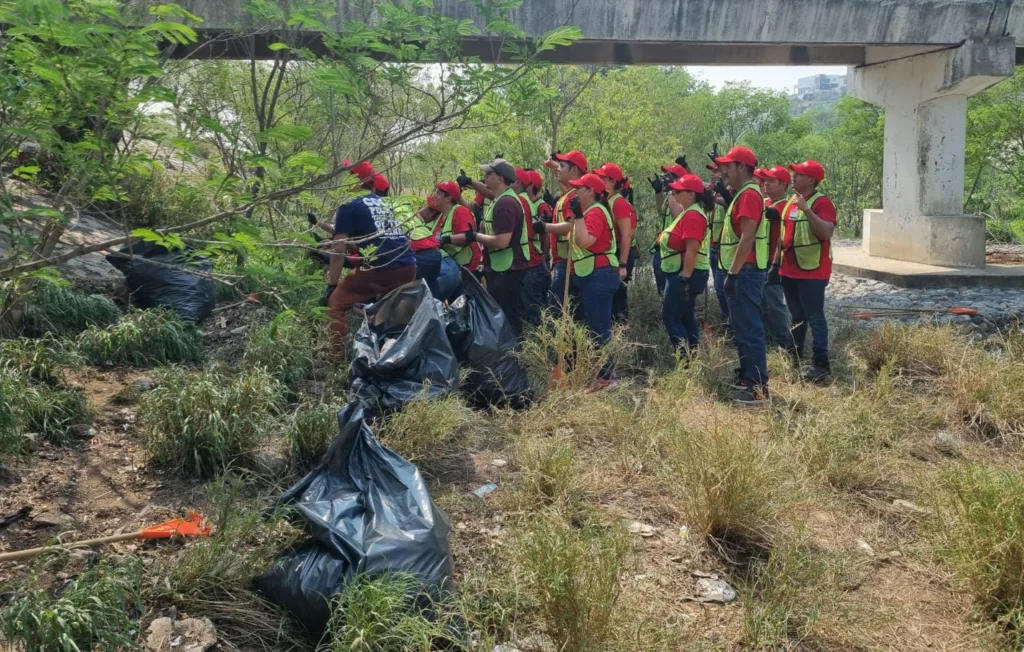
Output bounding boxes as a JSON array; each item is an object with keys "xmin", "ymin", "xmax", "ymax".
[
  {"xmin": 482, "ymin": 188, "xmax": 527, "ymax": 273},
  {"xmin": 439, "ymin": 205, "xmax": 473, "ymax": 266},
  {"xmin": 571, "ymin": 202, "xmax": 618, "ymax": 277},
  {"xmin": 649, "ymin": 202, "xmax": 675, "ymax": 254},
  {"xmin": 711, "ymin": 204, "xmax": 726, "ymax": 245},
  {"xmin": 554, "ymin": 190, "xmax": 575, "ymax": 260},
  {"xmin": 657, "ymin": 205, "xmax": 709, "ymax": 274},
  {"xmin": 521, "ymin": 192, "xmax": 544, "ymax": 257},
  {"xmin": 719, "ymin": 182, "xmax": 768, "ymax": 271},
  {"xmin": 395, "ymin": 203, "xmax": 436, "ymax": 247},
  {"xmin": 782, "ymin": 192, "xmax": 830, "ymax": 271}
]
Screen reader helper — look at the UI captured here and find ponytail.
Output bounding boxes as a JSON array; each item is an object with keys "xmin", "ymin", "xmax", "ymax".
[
  {"xmin": 698, "ymin": 188, "xmax": 715, "ymax": 214},
  {"xmin": 596, "ymin": 190, "xmax": 612, "ymax": 212}
]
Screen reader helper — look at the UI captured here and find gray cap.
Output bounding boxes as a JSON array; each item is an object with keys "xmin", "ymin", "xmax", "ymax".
[{"xmin": 479, "ymin": 158, "xmax": 516, "ymax": 183}]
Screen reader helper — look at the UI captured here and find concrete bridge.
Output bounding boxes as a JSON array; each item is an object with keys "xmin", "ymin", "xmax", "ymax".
[{"xmin": 158, "ymin": 0, "xmax": 1024, "ymax": 269}]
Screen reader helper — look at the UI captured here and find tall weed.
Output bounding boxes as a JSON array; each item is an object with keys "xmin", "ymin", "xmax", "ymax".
[
  {"xmin": 287, "ymin": 402, "xmax": 341, "ymax": 470},
  {"xmin": 242, "ymin": 310, "xmax": 319, "ymax": 390},
  {"xmin": 21, "ymin": 282, "xmax": 120, "ymax": 336},
  {"xmin": 78, "ymin": 309, "xmax": 202, "ymax": 366}
]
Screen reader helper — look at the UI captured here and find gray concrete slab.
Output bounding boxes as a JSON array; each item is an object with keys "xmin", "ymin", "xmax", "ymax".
[{"xmin": 832, "ymin": 242, "xmax": 1024, "ymax": 289}]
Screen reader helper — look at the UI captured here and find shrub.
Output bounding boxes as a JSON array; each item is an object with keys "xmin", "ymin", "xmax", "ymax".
[
  {"xmin": 849, "ymin": 322, "xmax": 959, "ymax": 378},
  {"xmin": 21, "ymin": 282, "xmax": 120, "ymax": 336},
  {"xmin": 0, "ymin": 366, "xmax": 91, "ymax": 448},
  {"xmin": 932, "ymin": 464, "xmax": 1024, "ymax": 640},
  {"xmin": 287, "ymin": 402, "xmax": 340, "ymax": 470},
  {"xmin": 517, "ymin": 510, "xmax": 631, "ymax": 652},
  {"xmin": 519, "ymin": 310, "xmax": 633, "ymax": 394},
  {"xmin": 139, "ymin": 366, "xmax": 282, "ymax": 477},
  {"xmin": 514, "ymin": 435, "xmax": 579, "ymax": 507},
  {"xmin": 0, "ymin": 335, "xmax": 83, "ymax": 385},
  {"xmin": 324, "ymin": 573, "xmax": 457, "ymax": 652},
  {"xmin": 375, "ymin": 395, "xmax": 474, "ymax": 462},
  {"xmin": 242, "ymin": 310, "xmax": 318, "ymax": 390},
  {"xmin": 0, "ymin": 557, "xmax": 143, "ymax": 652},
  {"xmin": 77, "ymin": 309, "xmax": 203, "ymax": 367}
]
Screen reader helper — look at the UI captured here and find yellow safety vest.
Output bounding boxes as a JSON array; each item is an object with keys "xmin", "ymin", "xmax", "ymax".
[
  {"xmin": 571, "ymin": 203, "xmax": 618, "ymax": 277},
  {"xmin": 718, "ymin": 182, "xmax": 768, "ymax": 271},
  {"xmin": 482, "ymin": 188, "xmax": 528, "ymax": 273},
  {"xmin": 520, "ymin": 192, "xmax": 544, "ymax": 257},
  {"xmin": 438, "ymin": 205, "xmax": 473, "ymax": 266},
  {"xmin": 554, "ymin": 190, "xmax": 576, "ymax": 260},
  {"xmin": 782, "ymin": 192, "xmax": 830, "ymax": 271},
  {"xmin": 657, "ymin": 205, "xmax": 709, "ymax": 274}
]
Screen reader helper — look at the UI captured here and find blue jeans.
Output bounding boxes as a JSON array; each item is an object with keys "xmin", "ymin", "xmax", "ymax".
[
  {"xmin": 709, "ymin": 247, "xmax": 730, "ymax": 321},
  {"xmin": 436, "ymin": 255, "xmax": 460, "ymax": 302},
  {"xmin": 519, "ymin": 263, "xmax": 548, "ymax": 328},
  {"xmin": 573, "ymin": 266, "xmax": 621, "ymax": 379},
  {"xmin": 612, "ymin": 246, "xmax": 640, "ymax": 323},
  {"xmin": 662, "ymin": 269, "xmax": 709, "ymax": 351},
  {"xmin": 652, "ymin": 250, "xmax": 666, "ymax": 297},
  {"xmin": 726, "ymin": 265, "xmax": 768, "ymax": 388},
  {"xmin": 414, "ymin": 248, "xmax": 442, "ymax": 300},
  {"xmin": 782, "ymin": 277, "xmax": 830, "ymax": 369},
  {"xmin": 762, "ymin": 282, "xmax": 795, "ymax": 350}
]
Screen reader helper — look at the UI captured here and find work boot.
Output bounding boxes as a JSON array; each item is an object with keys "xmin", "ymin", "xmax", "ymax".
[
  {"xmin": 803, "ymin": 364, "xmax": 831, "ymax": 386},
  {"xmin": 731, "ymin": 384, "xmax": 770, "ymax": 407}
]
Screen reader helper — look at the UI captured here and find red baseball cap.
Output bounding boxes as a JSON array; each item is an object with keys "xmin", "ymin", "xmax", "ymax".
[
  {"xmin": 527, "ymin": 170, "xmax": 543, "ymax": 190},
  {"xmin": 568, "ymin": 173, "xmax": 605, "ymax": 194},
  {"xmin": 594, "ymin": 162, "xmax": 624, "ymax": 182},
  {"xmin": 515, "ymin": 168, "xmax": 531, "ymax": 188},
  {"xmin": 715, "ymin": 146, "xmax": 758, "ymax": 168},
  {"xmin": 763, "ymin": 165, "xmax": 792, "ymax": 185},
  {"xmin": 372, "ymin": 174, "xmax": 390, "ymax": 192},
  {"xmin": 350, "ymin": 160, "xmax": 376, "ymax": 182},
  {"xmin": 668, "ymin": 174, "xmax": 705, "ymax": 194},
  {"xmin": 435, "ymin": 180, "xmax": 462, "ymax": 202},
  {"xmin": 554, "ymin": 150, "xmax": 588, "ymax": 172},
  {"xmin": 754, "ymin": 167, "xmax": 769, "ymax": 180},
  {"xmin": 706, "ymin": 162, "xmax": 719, "ymax": 171},
  {"xmin": 660, "ymin": 163, "xmax": 688, "ymax": 178},
  {"xmin": 789, "ymin": 160, "xmax": 826, "ymax": 182}
]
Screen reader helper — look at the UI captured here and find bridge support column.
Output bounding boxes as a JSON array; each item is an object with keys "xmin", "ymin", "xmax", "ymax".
[{"xmin": 848, "ymin": 38, "xmax": 1014, "ymax": 268}]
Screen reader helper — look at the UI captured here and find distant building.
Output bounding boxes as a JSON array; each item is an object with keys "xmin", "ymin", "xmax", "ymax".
[{"xmin": 795, "ymin": 74, "xmax": 847, "ymax": 98}]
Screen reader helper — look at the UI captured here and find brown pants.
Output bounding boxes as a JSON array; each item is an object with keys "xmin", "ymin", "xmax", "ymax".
[{"xmin": 327, "ymin": 264, "xmax": 417, "ymax": 359}]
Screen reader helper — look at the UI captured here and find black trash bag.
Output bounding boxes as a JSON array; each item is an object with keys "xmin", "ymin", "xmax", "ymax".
[
  {"xmin": 446, "ymin": 268, "xmax": 532, "ymax": 410},
  {"xmin": 348, "ymin": 280, "xmax": 458, "ymax": 413},
  {"xmin": 257, "ymin": 402, "xmax": 453, "ymax": 636},
  {"xmin": 106, "ymin": 241, "xmax": 215, "ymax": 322}
]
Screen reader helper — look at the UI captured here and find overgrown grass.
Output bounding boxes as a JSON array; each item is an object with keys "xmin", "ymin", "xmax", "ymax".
[
  {"xmin": 0, "ymin": 335, "xmax": 83, "ymax": 385},
  {"xmin": 0, "ymin": 556, "xmax": 143, "ymax": 652},
  {"xmin": 139, "ymin": 366, "xmax": 283, "ymax": 477},
  {"xmin": 932, "ymin": 464, "xmax": 1024, "ymax": 642},
  {"xmin": 77, "ymin": 309, "xmax": 203, "ymax": 367},
  {"xmin": 21, "ymin": 282, "xmax": 120, "ymax": 337},
  {"xmin": 287, "ymin": 402, "xmax": 340, "ymax": 471},
  {"xmin": 375, "ymin": 395, "xmax": 475, "ymax": 462},
  {"xmin": 241, "ymin": 310, "xmax": 319, "ymax": 391},
  {"xmin": 517, "ymin": 510, "xmax": 631, "ymax": 652},
  {"xmin": 0, "ymin": 366, "xmax": 91, "ymax": 448},
  {"xmin": 514, "ymin": 434, "xmax": 580, "ymax": 508},
  {"xmin": 519, "ymin": 310, "xmax": 634, "ymax": 393}
]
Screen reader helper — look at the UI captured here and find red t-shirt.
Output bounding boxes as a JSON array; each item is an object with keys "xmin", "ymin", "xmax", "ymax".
[
  {"xmin": 729, "ymin": 187, "xmax": 764, "ymax": 265},
  {"xmin": 667, "ymin": 209, "xmax": 708, "ymax": 254},
  {"xmin": 550, "ymin": 189, "xmax": 576, "ymax": 264},
  {"xmin": 577, "ymin": 206, "xmax": 614, "ymax": 271},
  {"xmin": 781, "ymin": 195, "xmax": 837, "ymax": 280},
  {"xmin": 611, "ymin": 195, "xmax": 637, "ymax": 248},
  {"xmin": 766, "ymin": 197, "xmax": 787, "ymax": 260},
  {"xmin": 432, "ymin": 205, "xmax": 482, "ymax": 270}
]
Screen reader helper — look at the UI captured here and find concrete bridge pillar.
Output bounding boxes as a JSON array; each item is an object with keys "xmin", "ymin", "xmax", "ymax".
[{"xmin": 849, "ymin": 38, "xmax": 1015, "ymax": 268}]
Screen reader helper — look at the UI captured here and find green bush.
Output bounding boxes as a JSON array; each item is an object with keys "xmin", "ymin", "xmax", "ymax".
[
  {"xmin": 77, "ymin": 309, "xmax": 202, "ymax": 367},
  {"xmin": 139, "ymin": 366, "xmax": 283, "ymax": 477},
  {"xmin": 287, "ymin": 402, "xmax": 339, "ymax": 471},
  {"xmin": 0, "ymin": 366, "xmax": 91, "ymax": 448},
  {"xmin": 0, "ymin": 557, "xmax": 143, "ymax": 652},
  {"xmin": 0, "ymin": 335, "xmax": 82, "ymax": 385},
  {"xmin": 21, "ymin": 282, "xmax": 120, "ymax": 336},
  {"xmin": 242, "ymin": 310, "xmax": 317, "ymax": 390},
  {"xmin": 933, "ymin": 464, "xmax": 1024, "ymax": 641}
]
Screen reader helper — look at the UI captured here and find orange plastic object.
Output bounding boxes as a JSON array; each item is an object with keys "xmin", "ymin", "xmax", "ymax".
[
  {"xmin": 139, "ymin": 512, "xmax": 211, "ymax": 539},
  {"xmin": 951, "ymin": 307, "xmax": 978, "ymax": 316}
]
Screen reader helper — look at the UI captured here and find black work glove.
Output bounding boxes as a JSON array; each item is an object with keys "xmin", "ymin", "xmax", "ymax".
[
  {"xmin": 532, "ymin": 220, "xmax": 547, "ymax": 235},
  {"xmin": 550, "ymin": 150, "xmax": 560, "ymax": 161},
  {"xmin": 707, "ymin": 142, "xmax": 720, "ymax": 165},
  {"xmin": 767, "ymin": 263, "xmax": 781, "ymax": 285},
  {"xmin": 438, "ymin": 234, "xmax": 452, "ymax": 246},
  {"xmin": 715, "ymin": 180, "xmax": 732, "ymax": 205},
  {"xmin": 542, "ymin": 189, "xmax": 557, "ymax": 208},
  {"xmin": 306, "ymin": 211, "xmax": 319, "ymax": 226},
  {"xmin": 678, "ymin": 277, "xmax": 692, "ymax": 303},
  {"xmin": 494, "ymin": 152, "xmax": 504, "ymax": 159},
  {"xmin": 569, "ymin": 196, "xmax": 583, "ymax": 219},
  {"xmin": 675, "ymin": 155, "xmax": 688, "ymax": 170},
  {"xmin": 765, "ymin": 207, "xmax": 781, "ymax": 222},
  {"xmin": 648, "ymin": 175, "xmax": 664, "ymax": 193},
  {"xmin": 319, "ymin": 283, "xmax": 336, "ymax": 307},
  {"xmin": 456, "ymin": 168, "xmax": 473, "ymax": 188},
  {"xmin": 464, "ymin": 228, "xmax": 477, "ymax": 243},
  {"xmin": 723, "ymin": 272, "xmax": 738, "ymax": 297}
]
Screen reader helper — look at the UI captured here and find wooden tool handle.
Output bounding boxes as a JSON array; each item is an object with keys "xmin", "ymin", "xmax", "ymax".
[{"xmin": 0, "ymin": 531, "xmax": 141, "ymax": 562}]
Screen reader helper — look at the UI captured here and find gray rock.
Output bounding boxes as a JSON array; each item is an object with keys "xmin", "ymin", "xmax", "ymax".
[
  {"xmin": 932, "ymin": 431, "xmax": 963, "ymax": 456},
  {"xmin": 146, "ymin": 617, "xmax": 217, "ymax": 652},
  {"xmin": 70, "ymin": 424, "xmax": 97, "ymax": 439},
  {"xmin": 132, "ymin": 378, "xmax": 156, "ymax": 393},
  {"xmin": 892, "ymin": 499, "xmax": 931, "ymax": 516},
  {"xmin": 229, "ymin": 325, "xmax": 248, "ymax": 336},
  {"xmin": 33, "ymin": 510, "xmax": 74, "ymax": 528},
  {"xmin": 253, "ymin": 451, "xmax": 288, "ymax": 476},
  {"xmin": 22, "ymin": 432, "xmax": 41, "ymax": 451}
]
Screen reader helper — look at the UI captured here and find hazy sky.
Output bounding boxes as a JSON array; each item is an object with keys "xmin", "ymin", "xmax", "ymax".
[{"xmin": 688, "ymin": 65, "xmax": 850, "ymax": 92}]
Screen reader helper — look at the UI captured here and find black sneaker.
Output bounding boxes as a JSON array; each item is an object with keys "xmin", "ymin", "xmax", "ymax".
[
  {"xmin": 803, "ymin": 366, "xmax": 831, "ymax": 385},
  {"xmin": 731, "ymin": 385, "xmax": 770, "ymax": 406},
  {"xmin": 731, "ymin": 368, "xmax": 746, "ymax": 390}
]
